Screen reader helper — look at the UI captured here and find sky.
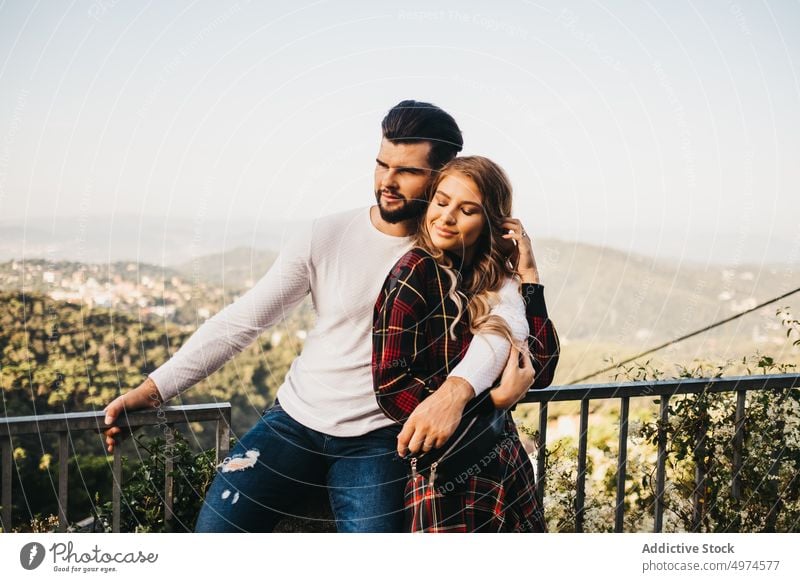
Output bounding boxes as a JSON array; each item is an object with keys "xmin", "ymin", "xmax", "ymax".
[{"xmin": 1, "ymin": 0, "xmax": 799, "ymax": 265}]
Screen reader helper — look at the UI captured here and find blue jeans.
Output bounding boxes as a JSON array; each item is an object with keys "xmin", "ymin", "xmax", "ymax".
[{"xmin": 194, "ymin": 401, "xmax": 407, "ymax": 532}]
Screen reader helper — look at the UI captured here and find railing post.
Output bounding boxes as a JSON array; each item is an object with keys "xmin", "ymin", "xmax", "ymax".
[
  {"xmin": 764, "ymin": 386, "xmax": 790, "ymax": 532},
  {"xmin": 654, "ymin": 395, "xmax": 669, "ymax": 533},
  {"xmin": 1, "ymin": 437, "xmax": 11, "ymax": 532},
  {"xmin": 575, "ymin": 398, "xmax": 590, "ymax": 532},
  {"xmin": 112, "ymin": 447, "xmax": 122, "ymax": 533},
  {"xmin": 692, "ymin": 394, "xmax": 709, "ymax": 532},
  {"xmin": 536, "ymin": 401, "xmax": 548, "ymax": 513},
  {"xmin": 164, "ymin": 424, "xmax": 175, "ymax": 532},
  {"xmin": 614, "ymin": 396, "xmax": 630, "ymax": 532},
  {"xmin": 2, "ymin": 377, "xmax": 796, "ymax": 533},
  {"xmin": 732, "ymin": 390, "xmax": 746, "ymax": 503},
  {"xmin": 216, "ymin": 412, "xmax": 231, "ymax": 466},
  {"xmin": 57, "ymin": 432, "xmax": 69, "ymax": 532},
  {"xmin": 0, "ymin": 403, "xmax": 231, "ymax": 532},
  {"xmin": 764, "ymin": 448, "xmax": 783, "ymax": 532}
]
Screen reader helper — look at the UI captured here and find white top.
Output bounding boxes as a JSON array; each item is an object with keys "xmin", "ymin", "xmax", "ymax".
[{"xmin": 149, "ymin": 207, "xmax": 528, "ymax": 437}]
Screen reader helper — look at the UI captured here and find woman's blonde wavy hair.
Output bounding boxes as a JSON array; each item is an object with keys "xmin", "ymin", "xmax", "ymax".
[{"xmin": 413, "ymin": 156, "xmax": 522, "ymax": 345}]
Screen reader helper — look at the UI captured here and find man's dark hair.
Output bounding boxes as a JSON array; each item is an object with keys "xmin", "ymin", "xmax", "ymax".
[{"xmin": 381, "ymin": 100, "xmax": 463, "ymax": 170}]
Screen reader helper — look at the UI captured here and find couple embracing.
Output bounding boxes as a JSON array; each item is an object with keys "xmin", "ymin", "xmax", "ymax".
[{"xmin": 103, "ymin": 100, "xmax": 560, "ymax": 533}]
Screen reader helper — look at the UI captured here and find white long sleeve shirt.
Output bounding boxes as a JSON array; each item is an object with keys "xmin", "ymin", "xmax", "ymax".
[{"xmin": 149, "ymin": 207, "xmax": 527, "ymax": 437}]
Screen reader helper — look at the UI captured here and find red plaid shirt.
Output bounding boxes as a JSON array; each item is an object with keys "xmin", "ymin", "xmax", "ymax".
[{"xmin": 372, "ymin": 248, "xmax": 560, "ymax": 532}]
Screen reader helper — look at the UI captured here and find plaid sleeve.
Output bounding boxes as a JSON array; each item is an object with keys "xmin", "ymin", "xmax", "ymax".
[
  {"xmin": 372, "ymin": 251, "xmax": 435, "ymax": 424},
  {"xmin": 521, "ymin": 283, "xmax": 560, "ymax": 388}
]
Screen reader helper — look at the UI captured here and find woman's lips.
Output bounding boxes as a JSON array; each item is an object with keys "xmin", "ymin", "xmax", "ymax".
[{"xmin": 434, "ymin": 224, "xmax": 458, "ymax": 238}]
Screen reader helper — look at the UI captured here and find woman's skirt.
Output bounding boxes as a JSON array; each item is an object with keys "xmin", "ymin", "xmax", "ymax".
[{"xmin": 403, "ymin": 415, "xmax": 547, "ymax": 533}]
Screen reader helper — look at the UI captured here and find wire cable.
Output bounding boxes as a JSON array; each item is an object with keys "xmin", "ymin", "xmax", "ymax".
[{"xmin": 569, "ymin": 285, "xmax": 800, "ymax": 384}]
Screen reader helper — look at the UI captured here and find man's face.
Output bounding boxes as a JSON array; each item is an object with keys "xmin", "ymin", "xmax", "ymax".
[{"xmin": 374, "ymin": 138, "xmax": 434, "ymax": 224}]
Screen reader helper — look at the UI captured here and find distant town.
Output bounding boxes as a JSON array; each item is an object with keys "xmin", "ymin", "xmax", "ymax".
[
  {"xmin": 1, "ymin": 259, "xmax": 233, "ymax": 326},
  {"xmin": 1, "ymin": 241, "xmax": 794, "ymax": 351}
]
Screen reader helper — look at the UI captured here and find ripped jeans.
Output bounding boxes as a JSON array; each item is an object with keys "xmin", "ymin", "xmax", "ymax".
[{"xmin": 194, "ymin": 401, "xmax": 407, "ymax": 532}]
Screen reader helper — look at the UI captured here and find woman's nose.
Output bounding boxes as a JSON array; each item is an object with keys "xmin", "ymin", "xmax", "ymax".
[{"xmin": 441, "ymin": 208, "xmax": 456, "ymax": 224}]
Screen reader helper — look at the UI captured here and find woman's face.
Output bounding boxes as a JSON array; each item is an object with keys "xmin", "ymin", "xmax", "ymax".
[{"xmin": 426, "ymin": 172, "xmax": 486, "ymax": 259}]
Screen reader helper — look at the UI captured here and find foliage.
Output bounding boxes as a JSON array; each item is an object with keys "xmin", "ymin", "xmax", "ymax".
[
  {"xmin": 4, "ymin": 291, "xmax": 799, "ymax": 532},
  {"xmin": 1, "ymin": 290, "xmax": 308, "ymax": 527},
  {"xmin": 529, "ymin": 308, "xmax": 800, "ymax": 532},
  {"xmin": 0, "ymin": 291, "xmax": 292, "ymax": 438},
  {"xmin": 92, "ymin": 431, "xmax": 220, "ymax": 533}
]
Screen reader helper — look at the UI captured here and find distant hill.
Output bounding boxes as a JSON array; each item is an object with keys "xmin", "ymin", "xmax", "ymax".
[
  {"xmin": 0, "ymin": 215, "xmax": 300, "ymax": 265},
  {"xmin": 1, "ymin": 222, "xmax": 796, "ymax": 346},
  {"xmin": 533, "ymin": 238, "xmax": 796, "ymax": 343}
]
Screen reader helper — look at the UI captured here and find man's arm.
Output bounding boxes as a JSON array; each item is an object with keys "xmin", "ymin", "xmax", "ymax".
[
  {"xmin": 148, "ymin": 222, "xmax": 313, "ymax": 402},
  {"xmin": 485, "ymin": 283, "xmax": 560, "ymax": 413},
  {"xmin": 455, "ymin": 282, "xmax": 559, "ymax": 393},
  {"xmin": 447, "ymin": 277, "xmax": 529, "ymax": 396},
  {"xmin": 103, "ymin": 223, "xmax": 313, "ymax": 452}
]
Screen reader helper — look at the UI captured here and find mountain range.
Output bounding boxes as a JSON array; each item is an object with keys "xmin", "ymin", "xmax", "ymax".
[{"xmin": 1, "ymin": 213, "xmax": 797, "ymax": 344}]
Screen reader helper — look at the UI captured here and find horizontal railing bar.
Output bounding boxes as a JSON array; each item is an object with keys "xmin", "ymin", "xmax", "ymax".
[
  {"xmin": 0, "ymin": 403, "xmax": 232, "ymax": 436},
  {"xmin": 520, "ymin": 373, "xmax": 800, "ymax": 404}
]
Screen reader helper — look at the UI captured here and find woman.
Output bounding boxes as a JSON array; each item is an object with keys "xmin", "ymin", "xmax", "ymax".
[{"xmin": 372, "ymin": 156, "xmax": 559, "ymax": 533}]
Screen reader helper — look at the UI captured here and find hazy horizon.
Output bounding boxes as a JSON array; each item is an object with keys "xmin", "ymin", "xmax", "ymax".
[{"xmin": 1, "ymin": 210, "xmax": 798, "ymax": 269}]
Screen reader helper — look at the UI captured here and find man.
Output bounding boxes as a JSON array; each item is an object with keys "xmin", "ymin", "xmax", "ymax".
[{"xmin": 103, "ymin": 100, "xmax": 558, "ymax": 532}]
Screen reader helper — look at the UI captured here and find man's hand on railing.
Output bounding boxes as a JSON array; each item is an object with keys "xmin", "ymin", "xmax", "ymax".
[
  {"xmin": 490, "ymin": 344, "xmax": 535, "ymax": 410},
  {"xmin": 102, "ymin": 377, "xmax": 163, "ymax": 453}
]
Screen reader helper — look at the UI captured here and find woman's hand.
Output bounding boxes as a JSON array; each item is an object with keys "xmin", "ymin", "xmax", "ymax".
[
  {"xmin": 490, "ymin": 344, "xmax": 535, "ymax": 410},
  {"xmin": 102, "ymin": 377, "xmax": 163, "ymax": 453},
  {"xmin": 500, "ymin": 218, "xmax": 540, "ymax": 284}
]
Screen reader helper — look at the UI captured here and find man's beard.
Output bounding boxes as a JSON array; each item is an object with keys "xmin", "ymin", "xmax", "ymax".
[{"xmin": 375, "ymin": 190, "xmax": 428, "ymax": 224}]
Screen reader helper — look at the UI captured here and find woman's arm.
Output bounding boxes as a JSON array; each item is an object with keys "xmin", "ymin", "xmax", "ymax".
[
  {"xmin": 447, "ymin": 278, "xmax": 529, "ymax": 395},
  {"xmin": 502, "ymin": 218, "xmax": 560, "ymax": 388},
  {"xmin": 487, "ymin": 284, "xmax": 559, "ymax": 411},
  {"xmin": 372, "ymin": 251, "xmax": 441, "ymax": 424},
  {"xmin": 522, "ymin": 283, "xmax": 560, "ymax": 388}
]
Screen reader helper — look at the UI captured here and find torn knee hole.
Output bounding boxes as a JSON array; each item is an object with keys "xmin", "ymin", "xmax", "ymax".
[{"xmin": 219, "ymin": 449, "xmax": 260, "ymax": 472}]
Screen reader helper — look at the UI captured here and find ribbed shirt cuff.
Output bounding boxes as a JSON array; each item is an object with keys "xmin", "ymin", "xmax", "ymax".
[{"xmin": 449, "ymin": 334, "xmax": 509, "ymax": 397}]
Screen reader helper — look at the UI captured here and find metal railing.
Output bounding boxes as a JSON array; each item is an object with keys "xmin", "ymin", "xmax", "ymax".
[
  {"xmin": 2, "ymin": 373, "xmax": 798, "ymax": 533},
  {"xmin": 0, "ymin": 403, "xmax": 231, "ymax": 533},
  {"xmin": 520, "ymin": 372, "xmax": 800, "ymax": 532}
]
